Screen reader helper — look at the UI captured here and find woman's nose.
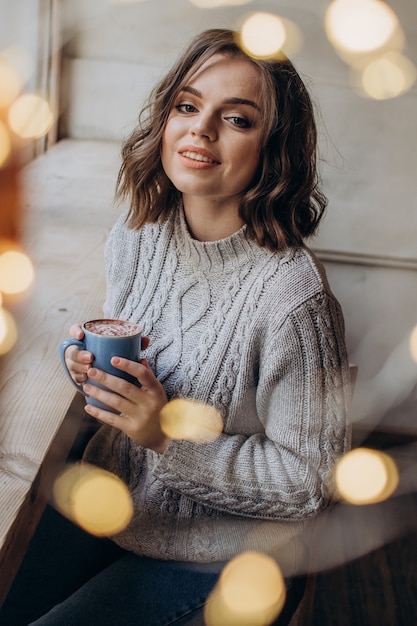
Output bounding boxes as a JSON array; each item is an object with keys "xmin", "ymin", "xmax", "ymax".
[{"xmin": 191, "ymin": 115, "xmax": 217, "ymax": 141}]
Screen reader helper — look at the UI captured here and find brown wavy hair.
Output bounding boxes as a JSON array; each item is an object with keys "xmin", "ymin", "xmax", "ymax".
[{"xmin": 116, "ymin": 28, "xmax": 327, "ymax": 251}]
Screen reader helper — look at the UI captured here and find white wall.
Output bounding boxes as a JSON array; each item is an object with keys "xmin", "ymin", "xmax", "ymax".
[
  {"xmin": 0, "ymin": 0, "xmax": 40, "ymax": 87},
  {"xmin": 58, "ymin": 0, "xmax": 417, "ymax": 436}
]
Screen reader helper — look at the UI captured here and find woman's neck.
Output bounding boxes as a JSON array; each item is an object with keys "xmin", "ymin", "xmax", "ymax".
[{"xmin": 182, "ymin": 197, "xmax": 245, "ymax": 242}]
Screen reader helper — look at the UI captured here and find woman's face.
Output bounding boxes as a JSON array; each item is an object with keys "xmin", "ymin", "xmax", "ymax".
[{"xmin": 161, "ymin": 54, "xmax": 264, "ymax": 212}]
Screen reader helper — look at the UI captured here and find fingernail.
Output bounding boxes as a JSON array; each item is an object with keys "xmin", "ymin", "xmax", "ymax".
[{"xmin": 88, "ymin": 368, "xmax": 97, "ymax": 377}]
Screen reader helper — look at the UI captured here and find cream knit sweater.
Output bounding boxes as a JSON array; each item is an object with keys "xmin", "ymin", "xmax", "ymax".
[{"xmin": 83, "ymin": 207, "xmax": 351, "ymax": 566}]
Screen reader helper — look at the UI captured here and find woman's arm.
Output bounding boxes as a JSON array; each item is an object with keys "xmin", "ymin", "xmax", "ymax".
[{"xmin": 153, "ymin": 293, "xmax": 351, "ymax": 521}]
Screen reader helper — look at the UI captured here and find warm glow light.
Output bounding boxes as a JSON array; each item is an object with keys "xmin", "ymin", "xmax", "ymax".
[
  {"xmin": 53, "ymin": 464, "xmax": 133, "ymax": 536},
  {"xmin": 336, "ymin": 448, "xmax": 399, "ymax": 505},
  {"xmin": 354, "ymin": 52, "xmax": 417, "ymax": 100},
  {"xmin": 410, "ymin": 325, "xmax": 417, "ymax": 363},
  {"xmin": 0, "ymin": 306, "xmax": 18, "ymax": 355},
  {"xmin": 160, "ymin": 398, "xmax": 223, "ymax": 443},
  {"xmin": 0, "ymin": 249, "xmax": 35, "ymax": 294},
  {"xmin": 0, "ymin": 58, "xmax": 21, "ymax": 108},
  {"xmin": 72, "ymin": 467, "xmax": 133, "ymax": 536},
  {"xmin": 0, "ymin": 121, "xmax": 11, "ymax": 168},
  {"xmin": 8, "ymin": 93, "xmax": 53, "ymax": 139},
  {"xmin": 205, "ymin": 551, "xmax": 286, "ymax": 626},
  {"xmin": 325, "ymin": 0, "xmax": 398, "ymax": 53},
  {"xmin": 53, "ymin": 463, "xmax": 91, "ymax": 520},
  {"xmin": 239, "ymin": 13, "xmax": 287, "ymax": 60}
]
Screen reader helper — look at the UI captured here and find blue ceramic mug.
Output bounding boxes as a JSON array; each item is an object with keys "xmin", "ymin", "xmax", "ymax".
[{"xmin": 59, "ymin": 318, "xmax": 142, "ymax": 413}]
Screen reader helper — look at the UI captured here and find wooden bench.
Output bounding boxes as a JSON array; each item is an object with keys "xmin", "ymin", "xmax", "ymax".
[{"xmin": 0, "ymin": 138, "xmax": 123, "ymax": 605}]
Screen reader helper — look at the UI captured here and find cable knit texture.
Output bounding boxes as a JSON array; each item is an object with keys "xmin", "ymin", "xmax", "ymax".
[{"xmin": 83, "ymin": 207, "xmax": 351, "ymax": 564}]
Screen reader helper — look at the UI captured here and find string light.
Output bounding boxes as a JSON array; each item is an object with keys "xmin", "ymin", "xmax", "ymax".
[
  {"xmin": 325, "ymin": 0, "xmax": 398, "ymax": 54},
  {"xmin": 205, "ymin": 551, "xmax": 286, "ymax": 626},
  {"xmin": 0, "ymin": 247, "xmax": 35, "ymax": 295},
  {"xmin": 8, "ymin": 93, "xmax": 53, "ymax": 139},
  {"xmin": 238, "ymin": 13, "xmax": 286, "ymax": 60},
  {"xmin": 335, "ymin": 448, "xmax": 399, "ymax": 505},
  {"xmin": 53, "ymin": 464, "xmax": 134, "ymax": 536},
  {"xmin": 352, "ymin": 51, "xmax": 417, "ymax": 100},
  {"xmin": 237, "ymin": 12, "xmax": 302, "ymax": 60},
  {"xmin": 160, "ymin": 398, "xmax": 223, "ymax": 443}
]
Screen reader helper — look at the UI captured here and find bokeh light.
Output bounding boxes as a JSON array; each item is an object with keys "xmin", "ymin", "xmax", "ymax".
[
  {"xmin": 8, "ymin": 93, "xmax": 53, "ymax": 139},
  {"xmin": 409, "ymin": 325, "xmax": 417, "ymax": 363},
  {"xmin": 0, "ymin": 58, "xmax": 21, "ymax": 109},
  {"xmin": 205, "ymin": 551, "xmax": 286, "ymax": 626},
  {"xmin": 335, "ymin": 448, "xmax": 399, "ymax": 505},
  {"xmin": 160, "ymin": 398, "xmax": 223, "ymax": 443},
  {"xmin": 0, "ymin": 121, "xmax": 11, "ymax": 168},
  {"xmin": 0, "ymin": 248, "xmax": 35, "ymax": 294},
  {"xmin": 239, "ymin": 12, "xmax": 286, "ymax": 60},
  {"xmin": 0, "ymin": 306, "xmax": 18, "ymax": 355},
  {"xmin": 352, "ymin": 51, "xmax": 417, "ymax": 100},
  {"xmin": 53, "ymin": 463, "xmax": 133, "ymax": 536},
  {"xmin": 325, "ymin": 0, "xmax": 398, "ymax": 54}
]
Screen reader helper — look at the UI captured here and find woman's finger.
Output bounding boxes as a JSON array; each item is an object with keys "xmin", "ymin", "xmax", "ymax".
[
  {"xmin": 83, "ymin": 381, "xmax": 131, "ymax": 415},
  {"xmin": 110, "ymin": 357, "xmax": 161, "ymax": 391},
  {"xmin": 69, "ymin": 323, "xmax": 84, "ymax": 340},
  {"xmin": 141, "ymin": 335, "xmax": 150, "ymax": 351}
]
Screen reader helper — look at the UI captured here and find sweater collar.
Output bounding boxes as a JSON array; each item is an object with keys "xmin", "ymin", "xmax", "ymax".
[{"xmin": 175, "ymin": 205, "xmax": 270, "ymax": 274}]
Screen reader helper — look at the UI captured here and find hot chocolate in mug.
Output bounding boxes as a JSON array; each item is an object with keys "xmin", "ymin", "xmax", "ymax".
[{"xmin": 59, "ymin": 318, "xmax": 142, "ymax": 412}]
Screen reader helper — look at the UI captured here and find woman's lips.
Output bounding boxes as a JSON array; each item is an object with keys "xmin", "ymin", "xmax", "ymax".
[{"xmin": 178, "ymin": 146, "xmax": 220, "ymax": 169}]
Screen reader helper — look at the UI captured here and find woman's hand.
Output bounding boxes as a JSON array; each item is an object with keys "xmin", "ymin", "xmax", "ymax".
[
  {"xmin": 64, "ymin": 324, "xmax": 150, "ymax": 384},
  {"xmin": 64, "ymin": 324, "xmax": 93, "ymax": 384},
  {"xmin": 83, "ymin": 357, "xmax": 169, "ymax": 454}
]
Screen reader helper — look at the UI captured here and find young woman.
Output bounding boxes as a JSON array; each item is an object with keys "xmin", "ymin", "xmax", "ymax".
[{"xmin": 1, "ymin": 28, "xmax": 351, "ymax": 625}]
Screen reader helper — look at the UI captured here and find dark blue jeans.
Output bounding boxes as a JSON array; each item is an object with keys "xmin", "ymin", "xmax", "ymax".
[{"xmin": 0, "ymin": 506, "xmax": 304, "ymax": 625}]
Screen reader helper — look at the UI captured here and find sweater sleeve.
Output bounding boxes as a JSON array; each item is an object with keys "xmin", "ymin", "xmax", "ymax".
[
  {"xmin": 102, "ymin": 212, "xmax": 140, "ymax": 319},
  {"xmin": 153, "ymin": 292, "xmax": 351, "ymax": 521}
]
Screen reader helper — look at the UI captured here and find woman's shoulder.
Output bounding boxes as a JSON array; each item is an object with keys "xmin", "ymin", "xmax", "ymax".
[
  {"xmin": 106, "ymin": 210, "xmax": 172, "ymax": 255},
  {"xmin": 260, "ymin": 245, "xmax": 337, "ymax": 313}
]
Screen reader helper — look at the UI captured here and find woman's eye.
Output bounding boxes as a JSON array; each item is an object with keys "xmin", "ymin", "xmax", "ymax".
[
  {"xmin": 175, "ymin": 103, "xmax": 197, "ymax": 114},
  {"xmin": 226, "ymin": 116, "xmax": 252, "ymax": 129}
]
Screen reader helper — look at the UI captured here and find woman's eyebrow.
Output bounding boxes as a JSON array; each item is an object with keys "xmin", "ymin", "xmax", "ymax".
[{"xmin": 180, "ymin": 85, "xmax": 261, "ymax": 111}]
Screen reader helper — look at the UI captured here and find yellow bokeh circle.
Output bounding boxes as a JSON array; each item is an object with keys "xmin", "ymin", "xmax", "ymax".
[
  {"xmin": 0, "ymin": 306, "xmax": 18, "ymax": 355},
  {"xmin": 335, "ymin": 448, "xmax": 399, "ymax": 505},
  {"xmin": 239, "ymin": 13, "xmax": 287, "ymax": 60},
  {"xmin": 205, "ymin": 551, "xmax": 286, "ymax": 625},
  {"xmin": 53, "ymin": 464, "xmax": 133, "ymax": 536},
  {"xmin": 0, "ymin": 249, "xmax": 35, "ymax": 294},
  {"xmin": 160, "ymin": 398, "xmax": 223, "ymax": 443},
  {"xmin": 325, "ymin": 0, "xmax": 398, "ymax": 54},
  {"xmin": 357, "ymin": 52, "xmax": 416, "ymax": 100},
  {"xmin": 8, "ymin": 93, "xmax": 53, "ymax": 139}
]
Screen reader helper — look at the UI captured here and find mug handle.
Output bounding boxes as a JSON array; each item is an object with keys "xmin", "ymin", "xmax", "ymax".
[{"xmin": 59, "ymin": 338, "xmax": 88, "ymax": 396}]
